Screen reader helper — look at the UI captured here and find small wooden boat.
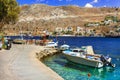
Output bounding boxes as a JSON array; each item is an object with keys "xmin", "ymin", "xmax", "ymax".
[{"xmin": 13, "ymin": 39, "xmax": 26, "ymax": 44}]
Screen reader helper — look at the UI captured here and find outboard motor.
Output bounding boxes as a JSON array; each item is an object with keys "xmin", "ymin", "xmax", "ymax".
[
  {"xmin": 108, "ymin": 62, "xmax": 116, "ymax": 68},
  {"xmin": 100, "ymin": 55, "xmax": 115, "ymax": 68}
]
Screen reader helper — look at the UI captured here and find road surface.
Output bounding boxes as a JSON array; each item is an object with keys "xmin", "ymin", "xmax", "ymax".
[{"xmin": 0, "ymin": 44, "xmax": 63, "ymax": 80}]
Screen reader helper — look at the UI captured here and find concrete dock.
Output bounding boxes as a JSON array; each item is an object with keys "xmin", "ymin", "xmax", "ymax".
[{"xmin": 0, "ymin": 44, "xmax": 63, "ymax": 80}]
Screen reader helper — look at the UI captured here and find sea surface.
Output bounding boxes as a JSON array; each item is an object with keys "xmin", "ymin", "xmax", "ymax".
[{"xmin": 42, "ymin": 37, "xmax": 120, "ymax": 80}]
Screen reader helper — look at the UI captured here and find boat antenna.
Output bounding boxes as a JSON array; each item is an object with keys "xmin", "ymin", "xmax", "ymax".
[{"xmin": 64, "ymin": 41, "xmax": 66, "ymax": 44}]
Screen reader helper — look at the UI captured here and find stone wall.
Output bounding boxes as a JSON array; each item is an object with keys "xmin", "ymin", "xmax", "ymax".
[{"xmin": 36, "ymin": 48, "xmax": 60, "ymax": 60}]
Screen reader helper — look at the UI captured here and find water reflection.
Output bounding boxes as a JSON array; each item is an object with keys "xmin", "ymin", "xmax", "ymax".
[
  {"xmin": 43, "ymin": 53, "xmax": 116, "ymax": 80},
  {"xmin": 42, "ymin": 37, "xmax": 120, "ymax": 80},
  {"xmin": 63, "ymin": 60, "xmax": 114, "ymax": 78}
]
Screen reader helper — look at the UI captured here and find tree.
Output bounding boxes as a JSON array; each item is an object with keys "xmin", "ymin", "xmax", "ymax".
[
  {"xmin": 105, "ymin": 15, "xmax": 118, "ymax": 22},
  {"xmin": 0, "ymin": 0, "xmax": 20, "ymax": 32}
]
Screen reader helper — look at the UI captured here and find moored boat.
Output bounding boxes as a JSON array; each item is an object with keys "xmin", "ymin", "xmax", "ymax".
[
  {"xmin": 60, "ymin": 44, "xmax": 70, "ymax": 51},
  {"xmin": 63, "ymin": 46, "xmax": 115, "ymax": 68},
  {"xmin": 45, "ymin": 41, "xmax": 58, "ymax": 48}
]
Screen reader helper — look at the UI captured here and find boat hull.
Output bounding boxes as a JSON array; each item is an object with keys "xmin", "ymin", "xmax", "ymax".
[{"xmin": 63, "ymin": 53, "xmax": 103, "ymax": 68}]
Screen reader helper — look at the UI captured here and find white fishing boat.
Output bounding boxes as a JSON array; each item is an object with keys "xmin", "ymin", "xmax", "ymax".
[
  {"xmin": 63, "ymin": 46, "xmax": 115, "ymax": 68},
  {"xmin": 60, "ymin": 44, "xmax": 70, "ymax": 51},
  {"xmin": 46, "ymin": 41, "xmax": 58, "ymax": 48}
]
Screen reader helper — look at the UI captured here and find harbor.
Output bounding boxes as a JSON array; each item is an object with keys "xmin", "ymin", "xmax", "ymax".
[
  {"xmin": 0, "ymin": 0, "xmax": 120, "ymax": 79},
  {"xmin": 0, "ymin": 36, "xmax": 120, "ymax": 80},
  {"xmin": 0, "ymin": 30, "xmax": 119, "ymax": 78},
  {"xmin": 42, "ymin": 37, "xmax": 120, "ymax": 80}
]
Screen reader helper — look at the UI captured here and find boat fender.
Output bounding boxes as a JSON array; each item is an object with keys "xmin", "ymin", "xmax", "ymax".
[
  {"xmin": 87, "ymin": 73, "xmax": 91, "ymax": 78},
  {"xmin": 111, "ymin": 64, "xmax": 116, "ymax": 68}
]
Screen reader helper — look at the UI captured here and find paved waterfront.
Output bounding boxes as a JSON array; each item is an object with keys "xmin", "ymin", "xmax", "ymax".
[{"xmin": 0, "ymin": 44, "xmax": 63, "ymax": 80}]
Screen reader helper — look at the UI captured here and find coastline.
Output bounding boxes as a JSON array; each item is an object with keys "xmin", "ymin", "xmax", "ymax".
[{"xmin": 0, "ymin": 44, "xmax": 63, "ymax": 80}]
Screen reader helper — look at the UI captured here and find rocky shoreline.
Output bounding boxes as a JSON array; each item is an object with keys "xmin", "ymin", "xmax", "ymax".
[{"xmin": 36, "ymin": 47, "xmax": 60, "ymax": 60}]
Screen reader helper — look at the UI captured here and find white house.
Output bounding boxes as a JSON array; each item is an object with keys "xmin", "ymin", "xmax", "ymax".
[
  {"xmin": 65, "ymin": 26, "xmax": 73, "ymax": 32},
  {"xmin": 104, "ymin": 20, "xmax": 113, "ymax": 25},
  {"xmin": 75, "ymin": 26, "xmax": 86, "ymax": 36},
  {"xmin": 87, "ymin": 23, "xmax": 100, "ymax": 27},
  {"xmin": 55, "ymin": 27, "xmax": 63, "ymax": 33},
  {"xmin": 76, "ymin": 26, "xmax": 84, "ymax": 32}
]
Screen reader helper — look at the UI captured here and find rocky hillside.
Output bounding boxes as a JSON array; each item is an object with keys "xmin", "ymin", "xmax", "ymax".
[
  {"xmin": 3, "ymin": 4, "xmax": 120, "ymax": 35},
  {"xmin": 19, "ymin": 4, "xmax": 119, "ymax": 22}
]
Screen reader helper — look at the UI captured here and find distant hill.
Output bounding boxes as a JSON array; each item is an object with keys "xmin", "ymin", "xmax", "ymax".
[
  {"xmin": 19, "ymin": 4, "xmax": 119, "ymax": 22},
  {"xmin": 19, "ymin": 4, "xmax": 119, "ymax": 25},
  {"xmin": 3, "ymin": 4, "xmax": 120, "ymax": 35}
]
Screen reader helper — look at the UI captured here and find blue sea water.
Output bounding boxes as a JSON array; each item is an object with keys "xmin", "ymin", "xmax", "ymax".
[{"xmin": 42, "ymin": 37, "xmax": 120, "ymax": 80}]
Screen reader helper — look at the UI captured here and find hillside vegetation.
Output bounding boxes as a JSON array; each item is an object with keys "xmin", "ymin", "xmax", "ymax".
[{"xmin": 2, "ymin": 4, "xmax": 120, "ymax": 36}]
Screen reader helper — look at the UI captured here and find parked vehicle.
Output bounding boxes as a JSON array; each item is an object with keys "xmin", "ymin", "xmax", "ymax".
[{"xmin": 4, "ymin": 38, "xmax": 12, "ymax": 50}]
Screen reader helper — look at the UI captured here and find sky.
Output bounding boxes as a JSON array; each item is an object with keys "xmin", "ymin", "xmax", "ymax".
[{"xmin": 17, "ymin": 0, "xmax": 120, "ymax": 8}]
